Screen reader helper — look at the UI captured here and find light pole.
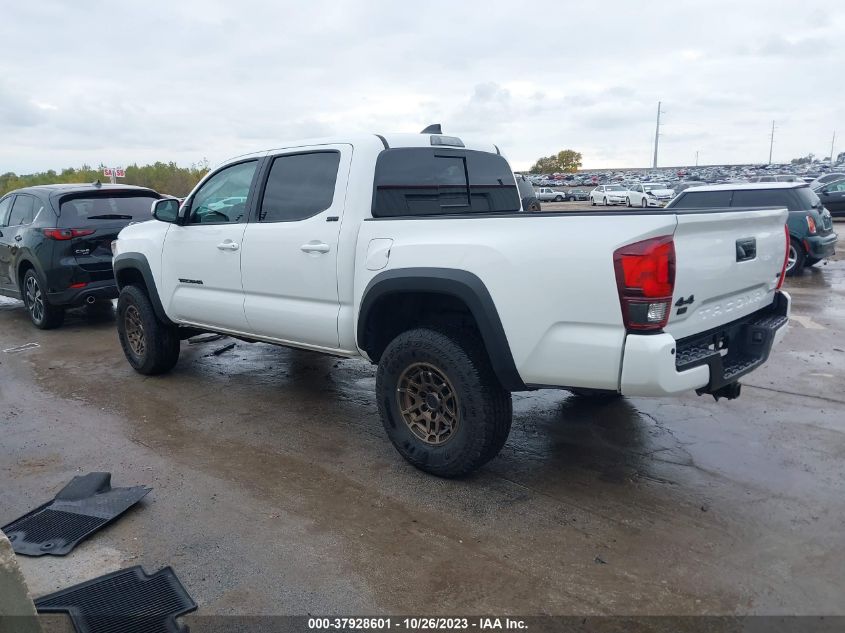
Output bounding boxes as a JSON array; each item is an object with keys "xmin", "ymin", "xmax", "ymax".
[
  {"xmin": 652, "ymin": 101, "xmax": 664, "ymax": 169},
  {"xmin": 768, "ymin": 120, "xmax": 776, "ymax": 164}
]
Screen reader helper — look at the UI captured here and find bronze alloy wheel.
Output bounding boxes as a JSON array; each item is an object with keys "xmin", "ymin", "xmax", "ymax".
[
  {"xmin": 124, "ymin": 305, "xmax": 146, "ymax": 357},
  {"xmin": 396, "ymin": 362, "xmax": 460, "ymax": 445}
]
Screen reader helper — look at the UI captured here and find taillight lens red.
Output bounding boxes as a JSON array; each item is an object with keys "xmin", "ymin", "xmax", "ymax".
[
  {"xmin": 42, "ymin": 228, "xmax": 95, "ymax": 241},
  {"xmin": 806, "ymin": 215, "xmax": 816, "ymax": 234},
  {"xmin": 613, "ymin": 235, "xmax": 675, "ymax": 331},
  {"xmin": 776, "ymin": 225, "xmax": 789, "ymax": 290}
]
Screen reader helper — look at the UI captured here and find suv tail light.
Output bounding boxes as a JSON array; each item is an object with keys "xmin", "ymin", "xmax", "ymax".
[
  {"xmin": 777, "ymin": 225, "xmax": 789, "ymax": 290},
  {"xmin": 805, "ymin": 215, "xmax": 816, "ymax": 234},
  {"xmin": 613, "ymin": 235, "xmax": 675, "ymax": 331},
  {"xmin": 42, "ymin": 228, "xmax": 95, "ymax": 240}
]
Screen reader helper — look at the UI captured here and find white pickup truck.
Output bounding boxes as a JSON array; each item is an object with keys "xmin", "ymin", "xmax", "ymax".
[
  {"xmin": 535, "ymin": 187, "xmax": 568, "ymax": 202},
  {"xmin": 112, "ymin": 130, "xmax": 791, "ymax": 477}
]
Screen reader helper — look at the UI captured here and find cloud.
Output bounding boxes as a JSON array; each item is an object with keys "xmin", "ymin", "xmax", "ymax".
[{"xmin": 0, "ymin": 0, "xmax": 843, "ymax": 172}]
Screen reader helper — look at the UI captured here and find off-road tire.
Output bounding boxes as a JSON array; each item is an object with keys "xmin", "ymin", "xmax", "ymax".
[
  {"xmin": 376, "ymin": 327, "xmax": 512, "ymax": 478},
  {"xmin": 117, "ymin": 284, "xmax": 180, "ymax": 375},
  {"xmin": 22, "ymin": 269, "xmax": 65, "ymax": 329}
]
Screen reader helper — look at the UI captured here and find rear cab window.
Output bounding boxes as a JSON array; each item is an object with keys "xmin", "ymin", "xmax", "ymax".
[
  {"xmin": 59, "ymin": 191, "xmax": 160, "ymax": 226},
  {"xmin": 372, "ymin": 148, "xmax": 520, "ymax": 217}
]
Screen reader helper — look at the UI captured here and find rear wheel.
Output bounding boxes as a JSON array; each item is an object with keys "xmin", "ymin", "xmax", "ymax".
[
  {"xmin": 626, "ymin": 197, "xmax": 631, "ymax": 207},
  {"xmin": 554, "ymin": 195, "xmax": 563, "ymax": 201},
  {"xmin": 376, "ymin": 327, "xmax": 512, "ymax": 478},
  {"xmin": 22, "ymin": 270, "xmax": 64, "ymax": 329},
  {"xmin": 603, "ymin": 197, "xmax": 608, "ymax": 206},
  {"xmin": 785, "ymin": 240, "xmax": 805, "ymax": 276},
  {"xmin": 117, "ymin": 284, "xmax": 180, "ymax": 374}
]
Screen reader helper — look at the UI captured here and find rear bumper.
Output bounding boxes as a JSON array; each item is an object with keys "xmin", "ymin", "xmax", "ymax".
[
  {"xmin": 620, "ymin": 291, "xmax": 790, "ymax": 397},
  {"xmin": 805, "ymin": 232, "xmax": 837, "ymax": 259},
  {"xmin": 46, "ymin": 279, "xmax": 118, "ymax": 307}
]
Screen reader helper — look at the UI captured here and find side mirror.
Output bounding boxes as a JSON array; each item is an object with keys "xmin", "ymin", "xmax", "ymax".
[{"xmin": 152, "ymin": 198, "xmax": 180, "ymax": 223}]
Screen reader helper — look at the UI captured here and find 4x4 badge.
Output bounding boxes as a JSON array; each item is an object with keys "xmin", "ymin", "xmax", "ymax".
[{"xmin": 675, "ymin": 295, "xmax": 695, "ymax": 307}]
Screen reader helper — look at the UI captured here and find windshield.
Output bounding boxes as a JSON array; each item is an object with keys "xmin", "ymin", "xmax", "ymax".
[
  {"xmin": 606, "ymin": 185, "xmax": 625, "ymax": 191},
  {"xmin": 59, "ymin": 193, "xmax": 159, "ymax": 225}
]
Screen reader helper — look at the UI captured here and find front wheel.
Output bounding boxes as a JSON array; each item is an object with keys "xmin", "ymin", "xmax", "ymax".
[
  {"xmin": 785, "ymin": 239, "xmax": 805, "ymax": 276},
  {"xmin": 117, "ymin": 284, "xmax": 180, "ymax": 374},
  {"xmin": 22, "ymin": 269, "xmax": 64, "ymax": 329},
  {"xmin": 376, "ymin": 328, "xmax": 512, "ymax": 478},
  {"xmin": 641, "ymin": 198, "xmax": 647, "ymax": 208},
  {"xmin": 591, "ymin": 197, "xmax": 596, "ymax": 206},
  {"xmin": 603, "ymin": 197, "xmax": 608, "ymax": 206},
  {"xmin": 626, "ymin": 197, "xmax": 631, "ymax": 207}
]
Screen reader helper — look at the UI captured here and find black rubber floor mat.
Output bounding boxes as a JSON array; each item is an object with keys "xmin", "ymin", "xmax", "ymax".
[
  {"xmin": 2, "ymin": 472, "xmax": 150, "ymax": 556},
  {"xmin": 35, "ymin": 566, "xmax": 197, "ymax": 633}
]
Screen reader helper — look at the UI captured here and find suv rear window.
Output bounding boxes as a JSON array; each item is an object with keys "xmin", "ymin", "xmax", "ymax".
[
  {"xmin": 59, "ymin": 193, "xmax": 160, "ymax": 225},
  {"xmin": 670, "ymin": 190, "xmax": 733, "ymax": 208},
  {"xmin": 730, "ymin": 189, "xmax": 796, "ymax": 210},
  {"xmin": 372, "ymin": 148, "xmax": 520, "ymax": 217}
]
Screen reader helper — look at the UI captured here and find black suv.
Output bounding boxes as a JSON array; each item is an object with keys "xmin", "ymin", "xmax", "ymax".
[{"xmin": 0, "ymin": 183, "xmax": 161, "ymax": 328}]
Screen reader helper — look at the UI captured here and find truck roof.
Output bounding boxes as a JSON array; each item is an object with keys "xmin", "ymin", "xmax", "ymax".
[{"xmin": 222, "ymin": 133, "xmax": 501, "ymax": 167}]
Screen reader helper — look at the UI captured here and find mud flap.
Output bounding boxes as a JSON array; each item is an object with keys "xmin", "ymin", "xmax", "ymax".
[{"xmin": 1, "ymin": 473, "xmax": 150, "ymax": 557}]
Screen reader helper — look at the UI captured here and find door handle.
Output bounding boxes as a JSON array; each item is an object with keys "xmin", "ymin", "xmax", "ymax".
[
  {"xmin": 217, "ymin": 241, "xmax": 240, "ymax": 251},
  {"xmin": 300, "ymin": 242, "xmax": 330, "ymax": 254}
]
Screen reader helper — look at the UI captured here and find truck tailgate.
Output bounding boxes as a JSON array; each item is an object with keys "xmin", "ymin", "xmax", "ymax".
[{"xmin": 666, "ymin": 208, "xmax": 788, "ymax": 340}]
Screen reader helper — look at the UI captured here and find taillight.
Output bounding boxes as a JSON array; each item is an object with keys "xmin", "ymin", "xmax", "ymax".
[
  {"xmin": 613, "ymin": 235, "xmax": 675, "ymax": 331},
  {"xmin": 42, "ymin": 228, "xmax": 95, "ymax": 240},
  {"xmin": 806, "ymin": 215, "xmax": 816, "ymax": 234},
  {"xmin": 776, "ymin": 225, "xmax": 789, "ymax": 290}
]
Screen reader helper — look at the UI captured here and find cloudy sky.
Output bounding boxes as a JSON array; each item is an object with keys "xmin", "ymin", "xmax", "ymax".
[{"xmin": 1, "ymin": 0, "xmax": 843, "ymax": 173}]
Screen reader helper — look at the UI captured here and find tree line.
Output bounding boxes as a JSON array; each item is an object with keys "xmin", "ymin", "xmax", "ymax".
[
  {"xmin": 0, "ymin": 160, "xmax": 210, "ymax": 198},
  {"xmin": 529, "ymin": 149, "xmax": 583, "ymax": 174}
]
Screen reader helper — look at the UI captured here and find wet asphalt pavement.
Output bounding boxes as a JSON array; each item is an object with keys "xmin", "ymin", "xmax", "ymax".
[{"xmin": 1, "ymin": 230, "xmax": 844, "ymax": 617}]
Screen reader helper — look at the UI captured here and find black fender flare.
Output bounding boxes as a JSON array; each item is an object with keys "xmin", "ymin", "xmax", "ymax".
[
  {"xmin": 113, "ymin": 253, "xmax": 174, "ymax": 325},
  {"xmin": 357, "ymin": 268, "xmax": 526, "ymax": 391},
  {"xmin": 15, "ymin": 252, "xmax": 48, "ymax": 292}
]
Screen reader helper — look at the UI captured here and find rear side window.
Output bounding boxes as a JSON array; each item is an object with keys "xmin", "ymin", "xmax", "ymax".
[
  {"xmin": 372, "ymin": 148, "xmax": 520, "ymax": 217},
  {"xmin": 59, "ymin": 193, "xmax": 159, "ymax": 225},
  {"xmin": 730, "ymin": 189, "xmax": 796, "ymax": 210},
  {"xmin": 259, "ymin": 151, "xmax": 341, "ymax": 222},
  {"xmin": 671, "ymin": 190, "xmax": 733, "ymax": 208},
  {"xmin": 7, "ymin": 195, "xmax": 36, "ymax": 226}
]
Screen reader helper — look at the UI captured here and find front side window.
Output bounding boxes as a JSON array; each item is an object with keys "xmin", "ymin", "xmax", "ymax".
[
  {"xmin": 372, "ymin": 148, "xmax": 519, "ymax": 217},
  {"xmin": 189, "ymin": 160, "xmax": 258, "ymax": 224},
  {"xmin": 7, "ymin": 194, "xmax": 36, "ymax": 226},
  {"xmin": 260, "ymin": 151, "xmax": 340, "ymax": 223}
]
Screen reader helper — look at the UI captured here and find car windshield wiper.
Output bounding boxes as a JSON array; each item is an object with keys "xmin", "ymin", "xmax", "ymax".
[{"xmin": 87, "ymin": 214, "xmax": 134, "ymax": 220}]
